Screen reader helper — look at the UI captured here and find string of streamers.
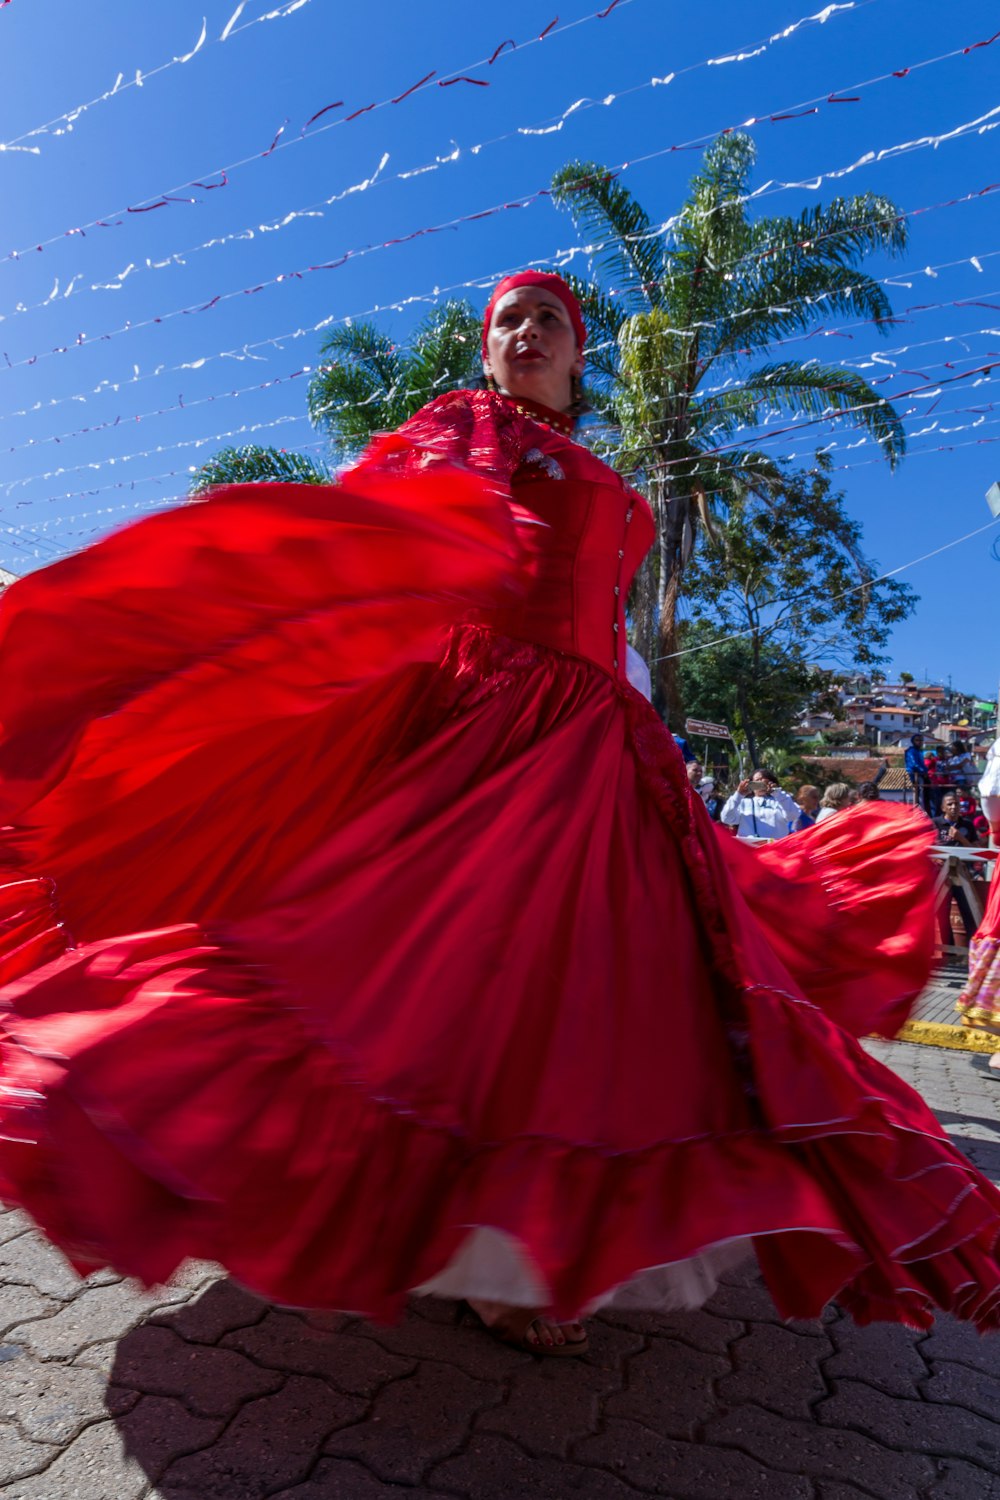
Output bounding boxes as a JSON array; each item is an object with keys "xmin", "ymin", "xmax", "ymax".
[
  {"xmin": 3, "ymin": 35, "xmax": 980, "ymax": 332},
  {"xmin": 0, "ymin": 0, "xmax": 637, "ymax": 186},
  {"xmin": 0, "ymin": 191, "xmax": 997, "ymax": 442},
  {"xmin": 4, "ymin": 350, "xmax": 997, "ymax": 503},
  {"xmin": 5, "ymin": 297, "xmax": 996, "ymax": 469},
  {"xmin": 8, "ymin": 420, "xmax": 1000, "ymax": 571},
  {"xmin": 0, "ymin": 2, "xmax": 318, "ymax": 157},
  {"xmin": 2, "ymin": 122, "xmax": 998, "ymax": 386},
  {"xmin": 3, "ymin": 11, "xmax": 988, "ymax": 313}
]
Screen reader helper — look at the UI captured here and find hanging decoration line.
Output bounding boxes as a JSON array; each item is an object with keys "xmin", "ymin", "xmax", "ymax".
[
  {"xmin": 0, "ymin": 0, "xmax": 861, "ymax": 262},
  {"xmin": 0, "ymin": 24, "xmax": 974, "ymax": 331},
  {"xmin": 4, "ymin": 296, "xmax": 997, "ymax": 475},
  {"xmin": 0, "ymin": 0, "xmax": 636, "ymax": 177},
  {"xmin": 0, "ymin": 182, "xmax": 996, "ymax": 441},
  {"xmin": 2, "ymin": 92, "xmax": 998, "ymax": 385},
  {"xmin": 0, "ymin": 3, "xmax": 317, "ymax": 157},
  {"xmin": 5, "ymin": 352, "xmax": 997, "ymax": 502}
]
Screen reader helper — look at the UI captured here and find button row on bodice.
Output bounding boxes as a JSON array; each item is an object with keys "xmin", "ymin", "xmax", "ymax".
[{"xmin": 612, "ymin": 506, "xmax": 635, "ymax": 672}]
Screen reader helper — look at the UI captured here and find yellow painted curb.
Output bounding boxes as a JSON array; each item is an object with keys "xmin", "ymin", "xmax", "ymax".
[{"xmin": 894, "ymin": 1019, "xmax": 998, "ymax": 1053}]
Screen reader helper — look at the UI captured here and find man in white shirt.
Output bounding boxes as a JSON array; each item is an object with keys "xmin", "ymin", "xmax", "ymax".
[{"xmin": 720, "ymin": 768, "xmax": 799, "ymax": 841}]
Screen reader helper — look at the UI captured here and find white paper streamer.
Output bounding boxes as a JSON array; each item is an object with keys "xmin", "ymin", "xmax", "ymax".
[{"xmin": 0, "ymin": 1, "xmax": 316, "ymax": 154}]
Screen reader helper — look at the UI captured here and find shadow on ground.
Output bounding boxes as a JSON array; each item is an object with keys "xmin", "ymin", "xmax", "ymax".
[{"xmin": 110, "ymin": 1266, "xmax": 1000, "ymax": 1500}]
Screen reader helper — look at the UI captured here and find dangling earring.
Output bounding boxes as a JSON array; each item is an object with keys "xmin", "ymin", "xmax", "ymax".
[
  {"xmin": 485, "ymin": 371, "xmax": 499, "ymax": 393},
  {"xmin": 570, "ymin": 371, "xmax": 582, "ymax": 413}
]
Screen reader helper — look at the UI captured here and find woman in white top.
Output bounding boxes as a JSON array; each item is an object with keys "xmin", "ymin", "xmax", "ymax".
[{"xmin": 815, "ymin": 782, "xmax": 857, "ymax": 824}]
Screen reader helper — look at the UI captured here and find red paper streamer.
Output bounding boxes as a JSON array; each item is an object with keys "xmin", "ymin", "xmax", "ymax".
[
  {"xmin": 261, "ymin": 119, "xmax": 288, "ymax": 157},
  {"xmin": 827, "ymin": 93, "xmax": 861, "ymax": 104},
  {"xmin": 345, "ymin": 104, "xmax": 376, "ymax": 122},
  {"xmin": 539, "ymin": 17, "xmax": 559, "ymax": 39},
  {"xmin": 191, "ymin": 172, "xmax": 228, "ymax": 191},
  {"xmin": 770, "ymin": 107, "xmax": 818, "ymax": 121},
  {"xmin": 439, "ymin": 76, "xmax": 489, "ymax": 88},
  {"xmin": 964, "ymin": 29, "xmax": 1000, "ymax": 54},
  {"xmin": 596, "ymin": 0, "xmax": 624, "ymax": 15},
  {"xmin": 391, "ymin": 71, "xmax": 436, "ymax": 104},
  {"xmin": 487, "ymin": 39, "xmax": 515, "ymax": 64},
  {"xmin": 300, "ymin": 101, "xmax": 343, "ymax": 135}
]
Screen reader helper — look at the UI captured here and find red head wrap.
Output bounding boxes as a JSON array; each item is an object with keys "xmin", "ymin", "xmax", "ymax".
[{"xmin": 481, "ymin": 271, "xmax": 587, "ymax": 357}]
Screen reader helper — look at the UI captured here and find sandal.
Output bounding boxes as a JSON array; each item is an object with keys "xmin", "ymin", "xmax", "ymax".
[{"xmin": 462, "ymin": 1301, "xmax": 589, "ymax": 1357}]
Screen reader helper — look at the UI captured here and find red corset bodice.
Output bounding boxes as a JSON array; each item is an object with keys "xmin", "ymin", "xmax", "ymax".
[{"xmin": 492, "ymin": 439, "xmax": 655, "ymax": 684}]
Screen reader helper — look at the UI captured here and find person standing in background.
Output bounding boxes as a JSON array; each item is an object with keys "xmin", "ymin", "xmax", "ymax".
[{"xmin": 721, "ymin": 769, "xmax": 799, "ymax": 841}]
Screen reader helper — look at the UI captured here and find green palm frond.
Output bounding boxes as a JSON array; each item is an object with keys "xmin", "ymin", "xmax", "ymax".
[
  {"xmin": 551, "ymin": 161, "xmax": 663, "ymax": 310},
  {"xmin": 737, "ymin": 361, "xmax": 906, "ymax": 465},
  {"xmin": 189, "ymin": 445, "xmax": 331, "ymax": 495}
]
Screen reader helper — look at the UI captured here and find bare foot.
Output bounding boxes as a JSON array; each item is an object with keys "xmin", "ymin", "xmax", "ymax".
[{"xmin": 467, "ymin": 1297, "xmax": 587, "ymax": 1351}]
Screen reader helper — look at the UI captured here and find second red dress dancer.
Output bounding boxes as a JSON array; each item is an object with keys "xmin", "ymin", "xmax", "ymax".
[{"xmin": 0, "ymin": 272, "xmax": 997, "ymax": 1356}]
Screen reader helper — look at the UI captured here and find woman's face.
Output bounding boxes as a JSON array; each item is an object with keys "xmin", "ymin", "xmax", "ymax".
[{"xmin": 483, "ymin": 286, "xmax": 584, "ymax": 412}]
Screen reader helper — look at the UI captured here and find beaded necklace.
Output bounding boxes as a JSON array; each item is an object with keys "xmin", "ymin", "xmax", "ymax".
[{"xmin": 497, "ymin": 393, "xmax": 575, "ymax": 438}]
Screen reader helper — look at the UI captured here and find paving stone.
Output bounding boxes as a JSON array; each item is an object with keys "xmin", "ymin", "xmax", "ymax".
[
  {"xmin": 0, "ymin": 1212, "xmax": 34, "ymax": 1248},
  {"xmin": 925, "ymin": 1456, "xmax": 1000, "ymax": 1498},
  {"xmin": 325, "ymin": 1362, "xmax": 502, "ymax": 1485},
  {"xmin": 922, "ymin": 1316, "xmax": 1000, "ymax": 1378},
  {"xmin": 8, "ymin": 1279, "xmax": 190, "ymax": 1360},
  {"xmin": 605, "ymin": 1337, "xmax": 729, "ymax": 1439},
  {"xmin": 814, "ymin": 1487, "xmax": 885, "ymax": 1500},
  {"xmin": 579, "ymin": 1317, "xmax": 645, "ymax": 1374},
  {"xmin": 148, "ymin": 1277, "xmax": 269, "ymax": 1344},
  {"xmin": 704, "ymin": 1402, "xmax": 935, "ymax": 1500},
  {"xmin": 0, "ymin": 1233, "xmax": 88, "ymax": 1301},
  {"xmin": 717, "ymin": 1322, "xmax": 827, "ymax": 1419},
  {"xmin": 430, "ymin": 1432, "xmax": 644, "ymax": 1499},
  {"xmin": 111, "ymin": 1322, "xmax": 283, "ymax": 1417},
  {"xmin": 222, "ymin": 1308, "xmax": 415, "ymax": 1398},
  {"xmin": 817, "ymin": 1377, "xmax": 1000, "ymax": 1469},
  {"xmin": 271, "ymin": 1456, "xmax": 445, "ymax": 1498},
  {"xmin": 576, "ymin": 1417, "xmax": 812, "ymax": 1498},
  {"xmin": 0, "ymin": 1420, "xmax": 57, "ymax": 1486},
  {"xmin": 923, "ymin": 1357, "xmax": 1000, "ymax": 1424},
  {"xmin": 0, "ymin": 1347, "xmax": 136, "ymax": 1443},
  {"xmin": 823, "ymin": 1318, "xmax": 930, "ymax": 1399},
  {"xmin": 115, "ymin": 1393, "xmax": 227, "ymax": 1483},
  {"xmin": 1, "ymin": 1419, "xmax": 147, "ymax": 1499},
  {"xmin": 477, "ymin": 1347, "xmax": 624, "ymax": 1460},
  {"xmin": 702, "ymin": 1276, "xmax": 788, "ymax": 1324},
  {"xmin": 350, "ymin": 1305, "xmax": 528, "ymax": 1382},
  {"xmin": 597, "ymin": 1303, "xmax": 743, "ymax": 1356},
  {"xmin": 161, "ymin": 1374, "xmax": 366, "ymax": 1498},
  {"xmin": 0, "ymin": 1286, "xmax": 57, "ymax": 1338}
]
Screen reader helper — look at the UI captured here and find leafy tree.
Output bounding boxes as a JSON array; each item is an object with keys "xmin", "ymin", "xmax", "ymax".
[
  {"xmin": 308, "ymin": 300, "xmax": 483, "ymax": 461},
  {"xmin": 678, "ymin": 457, "xmax": 917, "ymax": 766},
  {"xmin": 189, "ymin": 444, "xmax": 331, "ymax": 494},
  {"xmin": 900, "ymin": 670, "xmax": 914, "ymax": 686},
  {"xmin": 550, "ymin": 134, "xmax": 908, "ymax": 718}
]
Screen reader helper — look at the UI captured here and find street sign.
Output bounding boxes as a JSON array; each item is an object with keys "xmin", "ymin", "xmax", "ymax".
[
  {"xmin": 685, "ymin": 718, "xmax": 732, "ymax": 740},
  {"xmin": 987, "ymin": 481, "xmax": 1000, "ymax": 518}
]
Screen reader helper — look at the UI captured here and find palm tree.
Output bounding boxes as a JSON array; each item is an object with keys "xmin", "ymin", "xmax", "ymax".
[
  {"xmin": 551, "ymin": 133, "xmax": 908, "ymax": 718},
  {"xmin": 189, "ymin": 300, "xmax": 482, "ymax": 494},
  {"xmin": 189, "ymin": 444, "xmax": 331, "ymax": 495},
  {"xmin": 308, "ymin": 299, "xmax": 483, "ymax": 462}
]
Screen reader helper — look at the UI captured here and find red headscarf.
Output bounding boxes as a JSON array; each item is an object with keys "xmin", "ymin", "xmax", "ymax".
[{"xmin": 481, "ymin": 271, "xmax": 587, "ymax": 357}]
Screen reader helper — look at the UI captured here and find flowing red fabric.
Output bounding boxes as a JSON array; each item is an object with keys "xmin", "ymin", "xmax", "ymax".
[{"xmin": 0, "ymin": 389, "xmax": 997, "ymax": 1330}]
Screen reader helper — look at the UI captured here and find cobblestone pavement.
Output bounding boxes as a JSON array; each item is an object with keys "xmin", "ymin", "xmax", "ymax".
[{"xmin": 0, "ymin": 1040, "xmax": 998, "ymax": 1499}]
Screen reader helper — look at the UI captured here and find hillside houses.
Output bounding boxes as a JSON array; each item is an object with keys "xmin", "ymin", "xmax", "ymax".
[{"xmin": 795, "ymin": 676, "xmax": 996, "ymax": 752}]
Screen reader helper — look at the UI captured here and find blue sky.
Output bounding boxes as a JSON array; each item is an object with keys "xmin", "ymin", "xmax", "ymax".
[{"xmin": 1, "ymin": 0, "xmax": 998, "ymax": 693}]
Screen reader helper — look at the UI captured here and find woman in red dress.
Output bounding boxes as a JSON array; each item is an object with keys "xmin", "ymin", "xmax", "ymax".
[{"xmin": 0, "ymin": 271, "xmax": 997, "ymax": 1358}]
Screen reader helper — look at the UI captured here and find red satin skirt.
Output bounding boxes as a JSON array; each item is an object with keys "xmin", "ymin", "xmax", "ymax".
[{"xmin": 0, "ymin": 474, "xmax": 997, "ymax": 1330}]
